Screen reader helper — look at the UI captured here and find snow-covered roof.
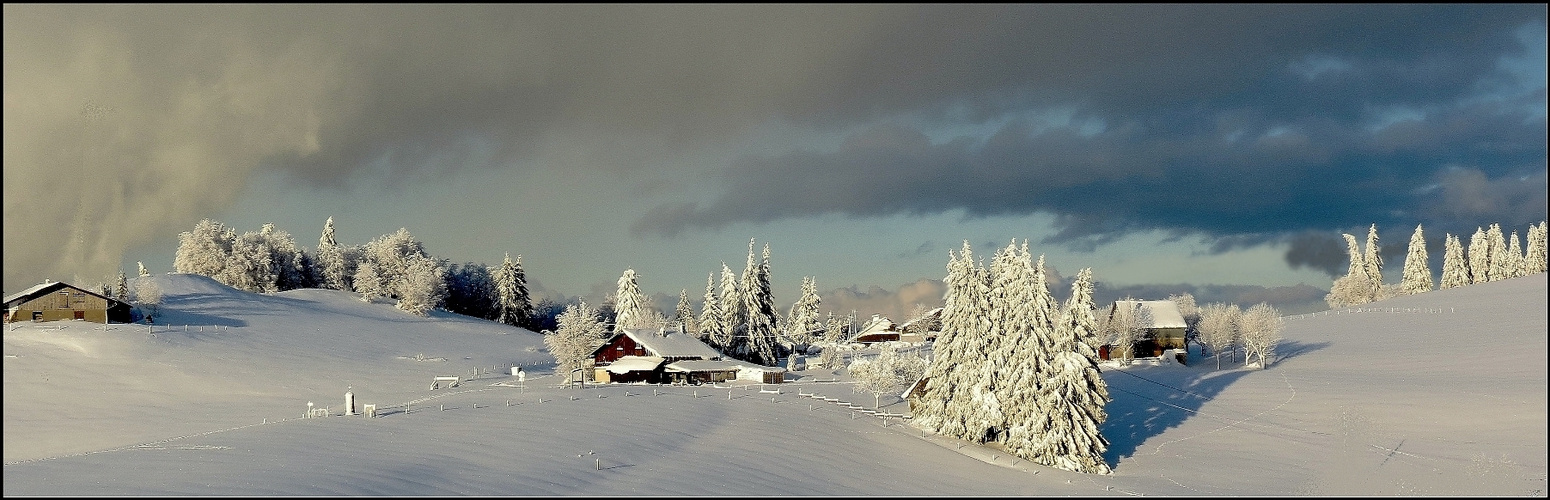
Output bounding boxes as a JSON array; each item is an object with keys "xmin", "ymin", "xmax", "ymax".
[
  {"xmin": 618, "ymin": 328, "xmax": 722, "ymax": 360},
  {"xmin": 856, "ymin": 315, "xmax": 895, "ymax": 335},
  {"xmin": 662, "ymin": 359, "xmax": 743, "ymax": 373},
  {"xmin": 898, "ymin": 308, "xmax": 943, "ymax": 330},
  {"xmin": 603, "ymin": 356, "xmax": 665, "ymax": 374},
  {"xmin": 4, "ymin": 280, "xmax": 121, "ymax": 308},
  {"xmin": 1113, "ymin": 300, "xmax": 1188, "ymax": 329}
]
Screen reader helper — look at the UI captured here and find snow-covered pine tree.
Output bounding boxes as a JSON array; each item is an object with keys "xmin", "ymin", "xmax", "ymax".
[
  {"xmin": 1468, "ymin": 226, "xmax": 1490, "ymax": 284},
  {"xmin": 699, "ymin": 273, "xmax": 726, "ymax": 347},
  {"xmin": 717, "ymin": 263, "xmax": 743, "ymax": 354},
  {"xmin": 992, "ymin": 244, "xmax": 1054, "ymax": 448},
  {"xmin": 1399, "ymin": 224, "xmax": 1433, "ymax": 295},
  {"xmin": 115, "ymin": 270, "xmax": 129, "ymax": 301},
  {"xmin": 1325, "ymin": 233, "xmax": 1372, "ymax": 308},
  {"xmin": 1506, "ymin": 231, "xmax": 1525, "ymax": 279},
  {"xmin": 675, "ymin": 289, "xmax": 698, "ymax": 335},
  {"xmin": 134, "ymin": 278, "xmax": 163, "ymax": 323},
  {"xmin": 258, "ymin": 224, "xmax": 309, "ymax": 292},
  {"xmin": 1525, "ymin": 221, "xmax": 1549, "ymax": 275},
  {"xmin": 1363, "ymin": 224, "xmax": 1383, "ymax": 289},
  {"xmin": 1238, "ymin": 302, "xmax": 1284, "ymax": 369},
  {"xmin": 740, "ymin": 243, "xmax": 783, "ymax": 366},
  {"xmin": 913, "ymin": 242, "xmax": 993, "ymax": 443},
  {"xmin": 1487, "ymin": 223, "xmax": 1509, "ymax": 282},
  {"xmin": 1440, "ymin": 234, "xmax": 1471, "ymax": 289},
  {"xmin": 315, "ymin": 217, "xmax": 354, "ymax": 291},
  {"xmin": 1197, "ymin": 303, "xmax": 1240, "ymax": 370},
  {"xmin": 784, "ymin": 276, "xmax": 823, "ymax": 348},
  {"xmin": 509, "ymin": 255, "xmax": 534, "ymax": 326},
  {"xmin": 1067, "ymin": 268, "xmax": 1103, "ymax": 357},
  {"xmin": 494, "ymin": 254, "xmax": 525, "ymax": 327},
  {"xmin": 545, "ymin": 301, "xmax": 610, "ymax": 383},
  {"xmin": 174, "ymin": 218, "xmax": 235, "ymax": 278},
  {"xmin": 823, "ymin": 311, "xmax": 847, "ymax": 343},
  {"xmin": 137, "ymin": 261, "xmax": 149, "ymax": 277},
  {"xmin": 612, "ymin": 269, "xmax": 651, "ymax": 332},
  {"xmin": 1021, "ymin": 265, "xmax": 1111, "ymax": 475},
  {"xmin": 998, "ymin": 248, "xmax": 1064, "ymax": 456}
]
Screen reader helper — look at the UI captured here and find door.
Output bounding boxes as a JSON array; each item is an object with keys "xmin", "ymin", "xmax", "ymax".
[{"xmin": 74, "ymin": 311, "xmax": 86, "ymax": 320}]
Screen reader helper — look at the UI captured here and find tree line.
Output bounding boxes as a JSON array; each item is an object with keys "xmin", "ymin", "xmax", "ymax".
[
  {"xmin": 171, "ymin": 217, "xmax": 551, "ymax": 327},
  {"xmin": 1326, "ymin": 220, "xmax": 1548, "ymax": 308}
]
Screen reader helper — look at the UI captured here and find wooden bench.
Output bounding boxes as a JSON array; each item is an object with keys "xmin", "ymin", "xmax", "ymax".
[{"xmin": 432, "ymin": 376, "xmax": 460, "ymax": 389}]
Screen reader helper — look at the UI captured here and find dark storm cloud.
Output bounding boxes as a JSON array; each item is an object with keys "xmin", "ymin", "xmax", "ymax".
[
  {"xmin": 6, "ymin": 4, "xmax": 1545, "ymax": 292},
  {"xmin": 632, "ymin": 4, "xmax": 1547, "ymax": 259}
]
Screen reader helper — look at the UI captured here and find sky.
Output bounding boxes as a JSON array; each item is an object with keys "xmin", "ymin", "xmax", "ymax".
[
  {"xmin": 3, "ymin": 272, "xmax": 1545, "ymax": 495},
  {"xmin": 5, "ymin": 5, "xmax": 1546, "ymax": 317}
]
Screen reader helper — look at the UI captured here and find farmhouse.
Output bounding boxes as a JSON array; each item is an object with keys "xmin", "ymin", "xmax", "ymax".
[
  {"xmin": 1099, "ymin": 300, "xmax": 1188, "ymax": 364},
  {"xmin": 897, "ymin": 307, "xmax": 942, "ymax": 343},
  {"xmin": 590, "ymin": 327, "xmax": 788, "ymax": 384},
  {"xmin": 847, "ymin": 314, "xmax": 900, "ymax": 344},
  {"xmin": 4, "ymin": 280, "xmax": 133, "ymax": 324}
]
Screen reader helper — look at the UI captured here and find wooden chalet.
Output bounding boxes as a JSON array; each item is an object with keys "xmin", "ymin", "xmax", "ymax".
[
  {"xmin": 901, "ymin": 375, "xmax": 930, "ymax": 413},
  {"xmin": 592, "ymin": 327, "xmax": 725, "ymax": 384},
  {"xmin": 4, "ymin": 280, "xmax": 132, "ymax": 324},
  {"xmin": 1099, "ymin": 300, "xmax": 1188, "ymax": 364},
  {"xmin": 847, "ymin": 314, "xmax": 900, "ymax": 344}
]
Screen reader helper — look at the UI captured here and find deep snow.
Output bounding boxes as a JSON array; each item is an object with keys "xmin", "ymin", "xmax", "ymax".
[{"xmin": 3, "ymin": 273, "xmax": 1545, "ymax": 495}]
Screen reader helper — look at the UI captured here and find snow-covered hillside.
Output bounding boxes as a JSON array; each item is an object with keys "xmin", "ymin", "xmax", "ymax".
[{"xmin": 3, "ymin": 273, "xmax": 1545, "ymax": 495}]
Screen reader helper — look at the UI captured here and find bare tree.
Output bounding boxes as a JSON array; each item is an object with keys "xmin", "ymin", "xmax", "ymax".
[
  {"xmin": 1197, "ymin": 303, "xmax": 1241, "ymax": 370},
  {"xmin": 1100, "ymin": 299, "xmax": 1152, "ymax": 365}
]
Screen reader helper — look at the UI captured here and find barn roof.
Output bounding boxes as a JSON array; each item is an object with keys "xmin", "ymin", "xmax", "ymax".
[
  {"xmin": 613, "ymin": 328, "xmax": 723, "ymax": 360},
  {"xmin": 603, "ymin": 356, "xmax": 666, "ymax": 374},
  {"xmin": 662, "ymin": 359, "xmax": 743, "ymax": 373},
  {"xmin": 4, "ymin": 281, "xmax": 124, "ymax": 308},
  {"xmin": 1113, "ymin": 300, "xmax": 1188, "ymax": 329}
]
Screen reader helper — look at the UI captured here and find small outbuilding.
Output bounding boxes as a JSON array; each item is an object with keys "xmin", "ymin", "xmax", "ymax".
[
  {"xmin": 847, "ymin": 314, "xmax": 900, "ymax": 345},
  {"xmin": 4, "ymin": 280, "xmax": 133, "ymax": 324}
]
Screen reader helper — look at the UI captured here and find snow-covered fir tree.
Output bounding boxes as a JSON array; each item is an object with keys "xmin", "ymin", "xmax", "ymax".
[
  {"xmin": 315, "ymin": 217, "xmax": 354, "ymax": 291},
  {"xmin": 699, "ymin": 273, "xmax": 727, "ymax": 347},
  {"xmin": 823, "ymin": 311, "xmax": 848, "ymax": 343},
  {"xmin": 1197, "ymin": 302, "xmax": 1240, "ymax": 370},
  {"xmin": 174, "ymin": 218, "xmax": 235, "ymax": 278},
  {"xmin": 1399, "ymin": 224, "xmax": 1433, "ymax": 295},
  {"xmin": 1326, "ymin": 233, "xmax": 1374, "ymax": 308},
  {"xmin": 675, "ymin": 289, "xmax": 698, "ymax": 335},
  {"xmin": 612, "ymin": 269, "xmax": 652, "ymax": 332},
  {"xmin": 717, "ymin": 263, "xmax": 743, "ymax": 353},
  {"xmin": 1362, "ymin": 224, "xmax": 1383, "ymax": 288},
  {"xmin": 394, "ymin": 254, "xmax": 446, "ymax": 317},
  {"xmin": 1525, "ymin": 221, "xmax": 1549, "ymax": 275},
  {"xmin": 1487, "ymin": 223, "xmax": 1509, "ymax": 282},
  {"xmin": 995, "ymin": 246, "xmax": 1057, "ymax": 455},
  {"xmin": 1505, "ymin": 231, "xmax": 1525, "ymax": 279},
  {"xmin": 1066, "ymin": 268, "xmax": 1103, "ymax": 356},
  {"xmin": 1467, "ymin": 226, "xmax": 1490, "ymax": 284},
  {"xmin": 545, "ymin": 300, "xmax": 609, "ymax": 383},
  {"xmin": 1022, "ymin": 265, "xmax": 1111, "ymax": 475},
  {"xmin": 137, "ymin": 261, "xmax": 149, "ymax": 277},
  {"xmin": 913, "ymin": 241, "xmax": 992, "ymax": 442},
  {"xmin": 494, "ymin": 254, "xmax": 533, "ymax": 328},
  {"xmin": 739, "ymin": 242, "xmax": 783, "ymax": 366},
  {"xmin": 784, "ymin": 276, "xmax": 823, "ymax": 348},
  {"xmin": 991, "ymin": 244, "xmax": 1053, "ymax": 448},
  {"xmin": 114, "ymin": 270, "xmax": 129, "ymax": 302},
  {"xmin": 1238, "ymin": 302, "xmax": 1284, "ymax": 369},
  {"xmin": 1439, "ymin": 234, "xmax": 1471, "ymax": 289}
]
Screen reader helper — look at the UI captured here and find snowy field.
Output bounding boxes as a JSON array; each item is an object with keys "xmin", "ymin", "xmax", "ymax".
[{"xmin": 3, "ymin": 273, "xmax": 1545, "ymax": 496}]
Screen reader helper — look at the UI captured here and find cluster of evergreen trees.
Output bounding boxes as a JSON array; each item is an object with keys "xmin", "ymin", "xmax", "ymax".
[
  {"xmin": 1326, "ymin": 220, "xmax": 1548, "ymax": 308},
  {"xmin": 912, "ymin": 240, "xmax": 1112, "ymax": 475},
  {"xmin": 172, "ymin": 217, "xmax": 539, "ymax": 323}
]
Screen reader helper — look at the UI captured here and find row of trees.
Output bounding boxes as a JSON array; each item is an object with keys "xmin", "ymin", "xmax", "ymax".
[
  {"xmin": 913, "ymin": 240, "xmax": 1113, "ymax": 474},
  {"xmin": 1326, "ymin": 221, "xmax": 1548, "ymax": 308},
  {"xmin": 172, "ymin": 218, "xmax": 540, "ymax": 323}
]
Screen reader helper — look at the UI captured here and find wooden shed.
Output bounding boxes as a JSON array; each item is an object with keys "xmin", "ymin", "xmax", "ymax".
[
  {"xmin": 847, "ymin": 314, "xmax": 900, "ymax": 345},
  {"xmin": 4, "ymin": 281, "xmax": 132, "ymax": 324}
]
